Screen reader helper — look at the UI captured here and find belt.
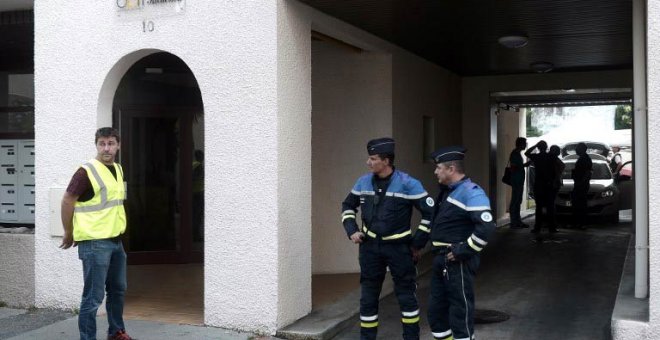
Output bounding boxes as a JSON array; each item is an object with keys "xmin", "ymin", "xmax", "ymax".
[
  {"xmin": 432, "ymin": 241, "xmax": 452, "ymax": 254},
  {"xmin": 101, "ymin": 235, "xmax": 122, "ymax": 243},
  {"xmin": 362, "ymin": 225, "xmax": 411, "ymax": 241},
  {"xmin": 78, "ymin": 235, "xmax": 122, "ymax": 244}
]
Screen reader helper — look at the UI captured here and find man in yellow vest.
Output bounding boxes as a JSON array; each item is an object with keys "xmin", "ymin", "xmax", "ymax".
[{"xmin": 60, "ymin": 127, "xmax": 133, "ymax": 340}]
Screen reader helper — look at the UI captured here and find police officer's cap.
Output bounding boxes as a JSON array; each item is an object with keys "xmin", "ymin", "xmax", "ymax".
[
  {"xmin": 430, "ymin": 146, "xmax": 466, "ymax": 164},
  {"xmin": 367, "ymin": 137, "xmax": 395, "ymax": 155}
]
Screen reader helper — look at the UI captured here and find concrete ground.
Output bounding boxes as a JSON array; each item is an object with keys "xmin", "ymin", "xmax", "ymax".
[
  {"xmin": 2, "ymin": 316, "xmax": 280, "ymax": 340},
  {"xmin": 1, "ymin": 213, "xmax": 630, "ymax": 340},
  {"xmin": 332, "ymin": 214, "xmax": 631, "ymax": 339}
]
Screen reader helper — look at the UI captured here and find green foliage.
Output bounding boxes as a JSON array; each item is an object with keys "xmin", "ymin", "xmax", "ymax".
[
  {"xmin": 615, "ymin": 105, "xmax": 632, "ymax": 130},
  {"xmin": 0, "ymin": 301, "xmax": 6, "ymax": 307},
  {"xmin": 526, "ymin": 108, "xmax": 543, "ymax": 137}
]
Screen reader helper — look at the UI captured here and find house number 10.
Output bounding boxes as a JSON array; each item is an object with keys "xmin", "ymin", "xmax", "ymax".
[{"xmin": 143, "ymin": 20, "xmax": 155, "ymax": 32}]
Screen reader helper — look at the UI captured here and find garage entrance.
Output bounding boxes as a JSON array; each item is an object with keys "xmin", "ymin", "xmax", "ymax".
[{"xmin": 491, "ymin": 90, "xmax": 634, "ymax": 230}]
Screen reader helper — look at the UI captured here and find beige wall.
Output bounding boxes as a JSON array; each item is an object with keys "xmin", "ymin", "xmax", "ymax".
[
  {"xmin": 461, "ymin": 70, "xmax": 633, "ymax": 195},
  {"xmin": 496, "ymin": 107, "xmax": 522, "ymax": 220},
  {"xmin": 308, "ymin": 9, "xmax": 462, "ymax": 276},
  {"xmin": 392, "ymin": 52, "xmax": 462, "ymax": 199},
  {"xmin": 311, "ymin": 42, "xmax": 393, "ymax": 274}
]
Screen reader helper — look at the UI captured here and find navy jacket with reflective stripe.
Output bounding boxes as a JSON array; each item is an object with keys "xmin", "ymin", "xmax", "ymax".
[
  {"xmin": 413, "ymin": 177, "xmax": 496, "ymax": 258},
  {"xmin": 342, "ymin": 169, "xmax": 433, "ymax": 242}
]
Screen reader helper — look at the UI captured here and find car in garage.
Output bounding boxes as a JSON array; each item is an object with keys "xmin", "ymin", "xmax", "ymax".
[
  {"xmin": 554, "ymin": 153, "xmax": 622, "ymax": 223},
  {"xmin": 560, "ymin": 141, "xmax": 611, "ymax": 158}
]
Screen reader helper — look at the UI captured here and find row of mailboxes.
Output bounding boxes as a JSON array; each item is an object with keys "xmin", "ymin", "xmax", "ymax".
[{"xmin": 0, "ymin": 140, "xmax": 35, "ymax": 224}]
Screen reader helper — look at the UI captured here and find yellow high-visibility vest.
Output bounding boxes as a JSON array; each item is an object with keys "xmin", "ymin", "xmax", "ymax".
[{"xmin": 73, "ymin": 159, "xmax": 127, "ymax": 241}]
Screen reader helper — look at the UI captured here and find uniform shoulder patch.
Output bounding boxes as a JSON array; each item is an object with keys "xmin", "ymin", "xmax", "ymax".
[
  {"xmin": 426, "ymin": 197, "xmax": 435, "ymax": 207},
  {"xmin": 480, "ymin": 211, "xmax": 493, "ymax": 222}
]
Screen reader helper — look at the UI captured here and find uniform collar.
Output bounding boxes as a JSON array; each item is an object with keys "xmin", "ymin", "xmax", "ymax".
[{"xmin": 448, "ymin": 176, "xmax": 469, "ymax": 190}]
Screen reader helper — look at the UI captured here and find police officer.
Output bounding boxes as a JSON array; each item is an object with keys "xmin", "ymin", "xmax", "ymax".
[
  {"xmin": 412, "ymin": 146, "xmax": 496, "ymax": 340},
  {"xmin": 341, "ymin": 137, "xmax": 434, "ymax": 340}
]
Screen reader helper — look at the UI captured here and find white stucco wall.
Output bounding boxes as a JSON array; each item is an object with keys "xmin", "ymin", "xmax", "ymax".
[
  {"xmin": 0, "ymin": 234, "xmax": 34, "ymax": 307},
  {"xmin": 461, "ymin": 70, "xmax": 633, "ymax": 194},
  {"xmin": 276, "ymin": 0, "xmax": 312, "ymax": 327},
  {"xmin": 647, "ymin": 0, "xmax": 660, "ymax": 338},
  {"xmin": 311, "ymin": 41, "xmax": 393, "ymax": 274},
  {"xmin": 34, "ymin": 1, "xmax": 300, "ymax": 334}
]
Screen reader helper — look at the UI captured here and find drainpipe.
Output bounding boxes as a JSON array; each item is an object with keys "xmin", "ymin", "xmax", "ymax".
[{"xmin": 633, "ymin": 0, "xmax": 648, "ymax": 299}]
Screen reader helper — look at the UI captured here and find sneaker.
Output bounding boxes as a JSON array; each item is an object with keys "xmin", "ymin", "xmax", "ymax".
[
  {"xmin": 510, "ymin": 224, "xmax": 523, "ymax": 229},
  {"xmin": 108, "ymin": 330, "xmax": 134, "ymax": 340},
  {"xmin": 520, "ymin": 223, "xmax": 530, "ymax": 228}
]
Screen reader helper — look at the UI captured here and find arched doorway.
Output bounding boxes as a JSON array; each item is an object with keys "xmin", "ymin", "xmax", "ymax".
[{"xmin": 112, "ymin": 51, "xmax": 204, "ymax": 324}]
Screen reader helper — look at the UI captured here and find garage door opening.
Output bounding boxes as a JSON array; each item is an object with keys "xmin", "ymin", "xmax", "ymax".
[{"xmin": 492, "ymin": 93, "xmax": 634, "ymax": 231}]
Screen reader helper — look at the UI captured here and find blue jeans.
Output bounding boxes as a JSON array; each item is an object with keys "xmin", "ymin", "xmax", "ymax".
[{"xmin": 77, "ymin": 239, "xmax": 127, "ymax": 340}]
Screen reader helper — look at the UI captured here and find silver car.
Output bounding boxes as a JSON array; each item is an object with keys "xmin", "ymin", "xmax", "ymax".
[{"xmin": 554, "ymin": 154, "xmax": 620, "ymax": 223}]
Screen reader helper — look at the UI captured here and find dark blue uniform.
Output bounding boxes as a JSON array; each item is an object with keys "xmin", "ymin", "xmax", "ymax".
[
  {"xmin": 413, "ymin": 177, "xmax": 496, "ymax": 340},
  {"xmin": 342, "ymin": 169, "xmax": 434, "ymax": 340}
]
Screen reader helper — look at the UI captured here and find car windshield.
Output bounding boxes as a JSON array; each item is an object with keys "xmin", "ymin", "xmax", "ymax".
[
  {"xmin": 562, "ymin": 143, "xmax": 609, "ymax": 157},
  {"xmin": 562, "ymin": 162, "xmax": 612, "ymax": 180}
]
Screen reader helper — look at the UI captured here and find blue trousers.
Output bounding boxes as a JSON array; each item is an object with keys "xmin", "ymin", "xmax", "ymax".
[
  {"xmin": 77, "ymin": 239, "xmax": 127, "ymax": 340},
  {"xmin": 428, "ymin": 252, "xmax": 479, "ymax": 340},
  {"xmin": 359, "ymin": 241, "xmax": 420, "ymax": 340}
]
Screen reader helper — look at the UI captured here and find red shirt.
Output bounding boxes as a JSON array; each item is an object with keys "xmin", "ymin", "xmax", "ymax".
[{"xmin": 65, "ymin": 165, "xmax": 118, "ymax": 202}]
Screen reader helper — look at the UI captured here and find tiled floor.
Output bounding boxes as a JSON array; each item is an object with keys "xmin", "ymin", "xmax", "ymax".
[
  {"xmin": 123, "ymin": 264, "xmax": 359, "ymax": 325},
  {"xmin": 312, "ymin": 273, "xmax": 360, "ymax": 309},
  {"xmin": 124, "ymin": 264, "xmax": 204, "ymax": 325}
]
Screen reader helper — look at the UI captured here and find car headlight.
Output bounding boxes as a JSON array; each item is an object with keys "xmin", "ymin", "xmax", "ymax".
[{"xmin": 601, "ymin": 190, "xmax": 615, "ymax": 198}]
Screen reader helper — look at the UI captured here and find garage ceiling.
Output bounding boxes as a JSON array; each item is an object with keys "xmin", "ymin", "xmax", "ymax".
[
  {"xmin": 0, "ymin": 1, "xmax": 634, "ymax": 76},
  {"xmin": 299, "ymin": 0, "xmax": 633, "ymax": 76}
]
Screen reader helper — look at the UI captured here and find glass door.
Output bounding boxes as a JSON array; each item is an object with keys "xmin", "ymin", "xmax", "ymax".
[{"xmin": 119, "ymin": 108, "xmax": 200, "ymax": 264}]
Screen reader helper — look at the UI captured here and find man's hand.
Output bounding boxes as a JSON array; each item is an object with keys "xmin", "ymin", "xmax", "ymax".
[
  {"xmin": 411, "ymin": 247, "xmax": 421, "ymax": 263},
  {"xmin": 350, "ymin": 231, "xmax": 365, "ymax": 244},
  {"xmin": 446, "ymin": 251, "xmax": 456, "ymax": 262},
  {"xmin": 59, "ymin": 232, "xmax": 76, "ymax": 249}
]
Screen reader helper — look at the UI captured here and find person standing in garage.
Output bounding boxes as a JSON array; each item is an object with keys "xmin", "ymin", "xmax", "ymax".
[
  {"xmin": 610, "ymin": 146, "xmax": 623, "ymax": 174},
  {"xmin": 548, "ymin": 145, "xmax": 565, "ymax": 230},
  {"xmin": 412, "ymin": 146, "xmax": 496, "ymax": 340},
  {"xmin": 525, "ymin": 140, "xmax": 557, "ymax": 233},
  {"xmin": 571, "ymin": 142, "xmax": 592, "ymax": 229},
  {"xmin": 508, "ymin": 137, "xmax": 530, "ymax": 229},
  {"xmin": 341, "ymin": 137, "xmax": 434, "ymax": 340}
]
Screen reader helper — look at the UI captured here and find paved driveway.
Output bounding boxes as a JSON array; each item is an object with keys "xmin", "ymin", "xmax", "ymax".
[{"xmin": 333, "ymin": 217, "xmax": 630, "ymax": 340}]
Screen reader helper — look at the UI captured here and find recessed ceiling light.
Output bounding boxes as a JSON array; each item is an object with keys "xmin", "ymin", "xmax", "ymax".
[{"xmin": 498, "ymin": 35, "xmax": 528, "ymax": 49}]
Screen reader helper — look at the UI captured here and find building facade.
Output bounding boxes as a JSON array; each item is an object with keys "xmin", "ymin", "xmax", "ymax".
[{"xmin": 0, "ymin": 0, "xmax": 657, "ymax": 337}]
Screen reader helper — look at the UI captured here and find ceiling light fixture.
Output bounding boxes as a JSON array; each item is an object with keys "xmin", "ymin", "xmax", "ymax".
[
  {"xmin": 145, "ymin": 67, "xmax": 163, "ymax": 74},
  {"xmin": 530, "ymin": 61, "xmax": 554, "ymax": 73},
  {"xmin": 497, "ymin": 35, "xmax": 528, "ymax": 49}
]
